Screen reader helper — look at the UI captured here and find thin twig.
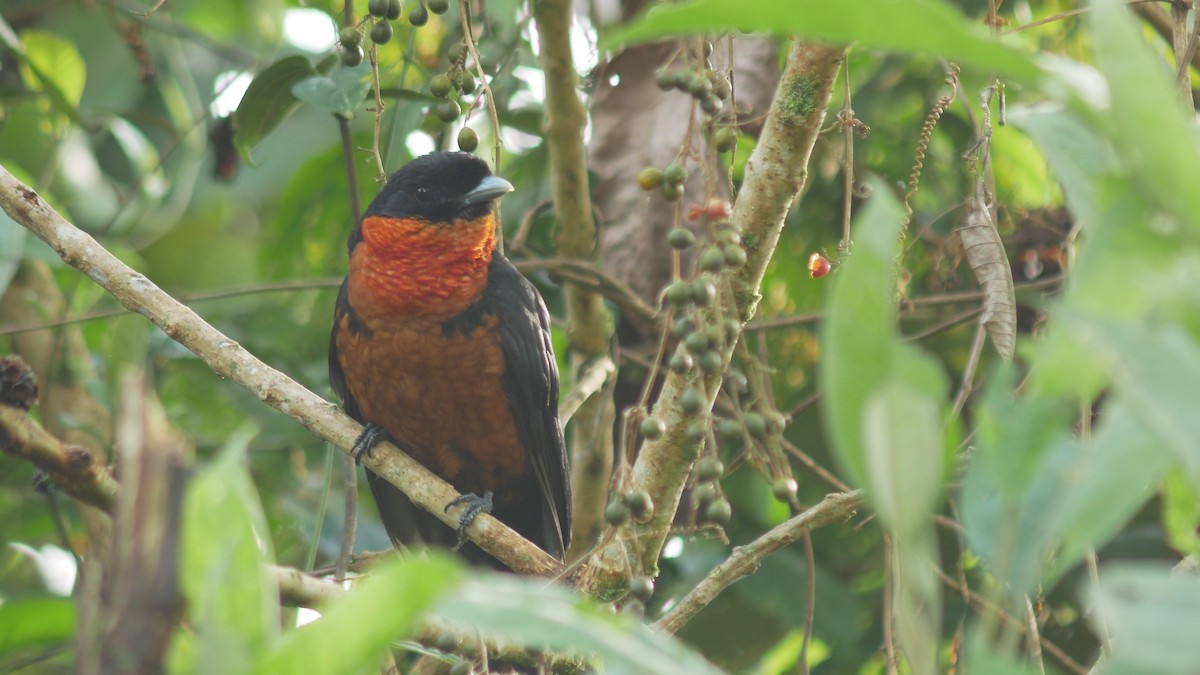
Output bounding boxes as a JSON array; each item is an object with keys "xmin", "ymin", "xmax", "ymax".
[{"xmin": 652, "ymin": 491, "xmax": 862, "ymax": 634}]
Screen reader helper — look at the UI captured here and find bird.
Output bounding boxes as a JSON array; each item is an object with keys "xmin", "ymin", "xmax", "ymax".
[{"xmin": 328, "ymin": 151, "xmax": 571, "ymax": 568}]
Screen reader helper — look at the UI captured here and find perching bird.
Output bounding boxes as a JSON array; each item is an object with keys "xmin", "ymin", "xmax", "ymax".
[{"xmin": 329, "ymin": 152, "xmax": 571, "ymax": 567}]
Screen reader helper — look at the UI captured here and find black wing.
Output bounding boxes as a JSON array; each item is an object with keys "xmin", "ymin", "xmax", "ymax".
[{"xmin": 483, "ymin": 255, "xmax": 572, "ymax": 559}]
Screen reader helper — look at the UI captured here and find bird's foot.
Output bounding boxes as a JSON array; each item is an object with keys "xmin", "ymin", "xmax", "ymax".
[
  {"xmin": 351, "ymin": 423, "xmax": 390, "ymax": 464},
  {"xmin": 444, "ymin": 490, "xmax": 494, "ymax": 551}
]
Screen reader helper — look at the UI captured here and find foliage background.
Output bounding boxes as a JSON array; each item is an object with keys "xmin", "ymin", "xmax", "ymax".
[{"xmin": 2, "ymin": 0, "xmax": 1199, "ymax": 673}]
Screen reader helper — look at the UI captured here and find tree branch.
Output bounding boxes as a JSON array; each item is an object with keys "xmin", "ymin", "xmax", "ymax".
[
  {"xmin": 533, "ymin": 0, "xmax": 617, "ymax": 562},
  {"xmin": 605, "ymin": 41, "xmax": 847, "ymax": 579},
  {"xmin": 654, "ymin": 490, "xmax": 862, "ymax": 634},
  {"xmin": 0, "ymin": 163, "xmax": 564, "ymax": 579}
]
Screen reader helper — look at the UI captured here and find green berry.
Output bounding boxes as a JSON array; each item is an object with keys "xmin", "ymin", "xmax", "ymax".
[
  {"xmin": 654, "ymin": 70, "xmax": 678, "ymax": 90},
  {"xmin": 700, "ymin": 246, "xmax": 725, "ymax": 272},
  {"xmin": 436, "ymin": 98, "xmax": 461, "ymax": 122},
  {"xmin": 693, "ymin": 482, "xmax": 717, "ymax": 507},
  {"xmin": 691, "ymin": 278, "xmax": 716, "ymax": 307},
  {"xmin": 409, "ymin": 2, "xmax": 429, "ymax": 26},
  {"xmin": 696, "ymin": 457, "xmax": 724, "ymax": 481},
  {"xmin": 667, "ymin": 227, "xmax": 696, "ymax": 249},
  {"xmin": 340, "ymin": 44, "xmax": 365, "ymax": 67},
  {"xmin": 667, "ymin": 280, "xmax": 693, "ymax": 310},
  {"xmin": 671, "ymin": 317, "xmax": 694, "ymax": 339},
  {"xmin": 623, "ymin": 489, "xmax": 654, "ymax": 522},
  {"xmin": 605, "ymin": 498, "xmax": 630, "ymax": 525},
  {"xmin": 669, "ymin": 351, "xmax": 693, "ymax": 373},
  {"xmin": 368, "ymin": 0, "xmax": 390, "ymax": 18},
  {"xmin": 637, "ymin": 167, "xmax": 664, "ymax": 190},
  {"xmin": 704, "ymin": 499, "xmax": 732, "ymax": 525},
  {"xmin": 744, "ymin": 412, "xmax": 767, "ymax": 438},
  {"xmin": 700, "ymin": 94, "xmax": 721, "ymax": 116},
  {"xmin": 702, "ymin": 40, "xmax": 714, "ymax": 58},
  {"xmin": 683, "ymin": 74, "xmax": 708, "ymax": 96},
  {"xmin": 723, "ymin": 244, "xmax": 747, "ymax": 267},
  {"xmin": 685, "ymin": 421, "xmax": 705, "ymax": 444},
  {"xmin": 661, "ymin": 182, "xmax": 682, "ymax": 202},
  {"xmin": 339, "ymin": 27, "xmax": 362, "ymax": 47},
  {"xmin": 387, "ymin": 0, "xmax": 403, "ymax": 19},
  {"xmin": 773, "ymin": 477, "xmax": 798, "ymax": 501},
  {"xmin": 699, "ymin": 351, "xmax": 722, "ymax": 374},
  {"xmin": 628, "ymin": 576, "xmax": 655, "ymax": 602},
  {"xmin": 680, "ymin": 387, "xmax": 704, "ymax": 415},
  {"xmin": 726, "ymin": 369, "xmax": 748, "ymax": 392},
  {"xmin": 714, "ymin": 127, "xmax": 736, "ymax": 152},
  {"xmin": 457, "ymin": 69, "xmax": 477, "ymax": 94},
  {"xmin": 430, "ymin": 73, "xmax": 453, "ymax": 98},
  {"xmin": 717, "ymin": 419, "xmax": 742, "ymax": 442},
  {"xmin": 640, "ymin": 416, "xmax": 665, "ymax": 440},
  {"xmin": 457, "ymin": 127, "xmax": 478, "ymax": 152},
  {"xmin": 370, "ymin": 19, "xmax": 393, "ymax": 44},
  {"xmin": 684, "ymin": 331, "xmax": 709, "ymax": 354},
  {"xmin": 663, "ymin": 162, "xmax": 687, "ymax": 185},
  {"xmin": 427, "ymin": 0, "xmax": 450, "ymax": 14},
  {"xmin": 711, "ymin": 75, "xmax": 731, "ymax": 100}
]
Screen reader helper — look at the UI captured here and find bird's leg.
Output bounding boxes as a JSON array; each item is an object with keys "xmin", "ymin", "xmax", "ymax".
[
  {"xmin": 351, "ymin": 423, "xmax": 391, "ymax": 464},
  {"xmin": 444, "ymin": 490, "xmax": 494, "ymax": 550}
]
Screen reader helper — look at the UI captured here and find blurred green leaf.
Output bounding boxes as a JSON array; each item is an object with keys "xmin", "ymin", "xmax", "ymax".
[
  {"xmin": 250, "ymin": 556, "xmax": 460, "ymax": 675},
  {"xmin": 1089, "ymin": 0, "xmax": 1200, "ymax": 235},
  {"xmin": 0, "ymin": 598, "xmax": 74, "ymax": 655},
  {"xmin": 292, "ymin": 64, "xmax": 373, "ymax": 119},
  {"xmin": 820, "ymin": 178, "xmax": 905, "ymax": 488},
  {"xmin": 962, "ymin": 398, "xmax": 1173, "ymax": 594},
  {"xmin": 606, "ymin": 0, "xmax": 1041, "ymax": 81},
  {"xmin": 1089, "ymin": 564, "xmax": 1200, "ymax": 674},
  {"xmin": 862, "ymin": 372, "xmax": 945, "ymax": 538},
  {"xmin": 436, "ymin": 574, "xmax": 725, "ymax": 674},
  {"xmin": 1162, "ymin": 469, "xmax": 1200, "ymax": 557},
  {"xmin": 233, "ymin": 56, "xmax": 316, "ymax": 161},
  {"xmin": 15, "ymin": 30, "xmax": 85, "ymax": 127},
  {"xmin": 180, "ymin": 427, "xmax": 278, "ymax": 674}
]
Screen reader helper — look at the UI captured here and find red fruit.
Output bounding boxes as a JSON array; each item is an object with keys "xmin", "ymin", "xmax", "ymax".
[
  {"xmin": 705, "ymin": 199, "xmax": 731, "ymax": 220},
  {"xmin": 686, "ymin": 204, "xmax": 704, "ymax": 222},
  {"xmin": 808, "ymin": 252, "xmax": 832, "ymax": 279}
]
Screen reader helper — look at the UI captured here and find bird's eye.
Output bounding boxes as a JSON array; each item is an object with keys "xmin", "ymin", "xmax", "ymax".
[{"xmin": 414, "ymin": 186, "xmax": 431, "ymax": 203}]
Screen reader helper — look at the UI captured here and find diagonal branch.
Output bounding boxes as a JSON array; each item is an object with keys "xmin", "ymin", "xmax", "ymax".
[
  {"xmin": 653, "ymin": 491, "xmax": 862, "ymax": 634},
  {"xmin": 607, "ymin": 40, "xmax": 848, "ymax": 581},
  {"xmin": 0, "ymin": 164, "xmax": 564, "ymax": 579}
]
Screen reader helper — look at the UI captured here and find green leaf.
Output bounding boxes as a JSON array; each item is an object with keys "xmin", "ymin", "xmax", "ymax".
[
  {"xmin": 961, "ymin": 398, "xmax": 1173, "ymax": 595},
  {"xmin": 292, "ymin": 64, "xmax": 373, "ymax": 119},
  {"xmin": 436, "ymin": 574, "xmax": 724, "ymax": 674},
  {"xmin": 1089, "ymin": 0, "xmax": 1200, "ymax": 235},
  {"xmin": 1089, "ymin": 564, "xmax": 1200, "ymax": 674},
  {"xmin": 820, "ymin": 177, "xmax": 905, "ymax": 487},
  {"xmin": 0, "ymin": 598, "xmax": 75, "ymax": 655},
  {"xmin": 233, "ymin": 55, "xmax": 316, "ymax": 161},
  {"xmin": 1162, "ymin": 469, "xmax": 1200, "ymax": 557},
  {"xmin": 606, "ymin": 0, "xmax": 1041, "ymax": 81},
  {"xmin": 862, "ymin": 373, "xmax": 945, "ymax": 538},
  {"xmin": 249, "ymin": 556, "xmax": 460, "ymax": 675},
  {"xmin": 180, "ymin": 426, "xmax": 278, "ymax": 674},
  {"xmin": 0, "ymin": 201, "xmax": 28, "ymax": 297},
  {"xmin": 14, "ymin": 30, "xmax": 85, "ymax": 128}
]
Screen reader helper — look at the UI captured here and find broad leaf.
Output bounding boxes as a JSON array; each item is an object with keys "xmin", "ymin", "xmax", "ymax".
[
  {"xmin": 436, "ymin": 574, "xmax": 725, "ymax": 674},
  {"xmin": 1088, "ymin": 564, "xmax": 1200, "ymax": 674},
  {"xmin": 292, "ymin": 64, "xmax": 373, "ymax": 119},
  {"xmin": 250, "ymin": 557, "xmax": 460, "ymax": 675},
  {"xmin": 607, "ymin": 0, "xmax": 1040, "ymax": 81},
  {"xmin": 180, "ymin": 426, "xmax": 278, "ymax": 674},
  {"xmin": 0, "ymin": 598, "xmax": 75, "ymax": 656},
  {"xmin": 233, "ymin": 55, "xmax": 315, "ymax": 161}
]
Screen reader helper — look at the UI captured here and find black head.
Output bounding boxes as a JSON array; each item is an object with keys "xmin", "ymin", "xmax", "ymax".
[{"xmin": 363, "ymin": 152, "xmax": 512, "ymax": 223}]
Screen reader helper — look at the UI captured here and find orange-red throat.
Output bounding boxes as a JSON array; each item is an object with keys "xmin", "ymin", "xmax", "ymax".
[{"xmin": 348, "ymin": 212, "xmax": 496, "ymax": 320}]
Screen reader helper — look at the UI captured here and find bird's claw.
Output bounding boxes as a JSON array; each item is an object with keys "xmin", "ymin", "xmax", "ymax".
[
  {"xmin": 444, "ymin": 490, "xmax": 494, "ymax": 550},
  {"xmin": 351, "ymin": 423, "xmax": 389, "ymax": 465}
]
